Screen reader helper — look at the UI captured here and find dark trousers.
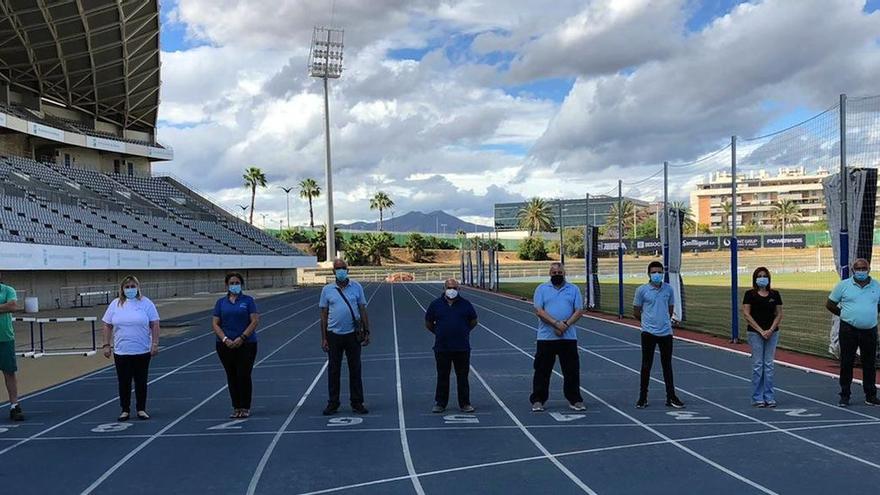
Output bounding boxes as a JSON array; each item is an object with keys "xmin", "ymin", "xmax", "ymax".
[
  {"xmin": 113, "ymin": 353, "xmax": 151, "ymax": 412},
  {"xmin": 640, "ymin": 332, "xmax": 676, "ymax": 399},
  {"xmin": 435, "ymin": 351, "xmax": 471, "ymax": 408},
  {"xmin": 530, "ymin": 340, "xmax": 583, "ymax": 404},
  {"xmin": 839, "ymin": 321, "xmax": 878, "ymax": 399},
  {"xmin": 216, "ymin": 342, "xmax": 258, "ymax": 409},
  {"xmin": 327, "ymin": 332, "xmax": 364, "ymax": 407}
]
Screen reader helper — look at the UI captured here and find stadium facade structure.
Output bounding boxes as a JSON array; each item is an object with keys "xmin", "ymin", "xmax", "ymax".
[
  {"xmin": 0, "ymin": 1, "xmax": 315, "ymax": 308},
  {"xmin": 494, "ymin": 196, "xmax": 650, "ymax": 233}
]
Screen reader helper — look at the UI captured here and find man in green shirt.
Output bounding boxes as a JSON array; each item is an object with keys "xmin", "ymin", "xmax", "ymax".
[{"xmin": 0, "ymin": 273, "xmax": 24, "ymax": 421}]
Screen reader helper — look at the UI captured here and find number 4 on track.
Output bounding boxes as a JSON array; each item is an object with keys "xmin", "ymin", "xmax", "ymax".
[{"xmin": 549, "ymin": 412, "xmax": 585, "ymax": 422}]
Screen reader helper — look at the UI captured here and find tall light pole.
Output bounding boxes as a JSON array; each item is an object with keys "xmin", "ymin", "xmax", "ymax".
[
  {"xmin": 309, "ymin": 26, "xmax": 344, "ymax": 262},
  {"xmin": 261, "ymin": 213, "xmax": 268, "ymax": 229},
  {"xmin": 278, "ymin": 186, "xmax": 294, "ymax": 230}
]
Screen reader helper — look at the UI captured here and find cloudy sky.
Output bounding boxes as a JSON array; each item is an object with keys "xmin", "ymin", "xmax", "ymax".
[{"xmin": 153, "ymin": 0, "xmax": 880, "ymax": 228}]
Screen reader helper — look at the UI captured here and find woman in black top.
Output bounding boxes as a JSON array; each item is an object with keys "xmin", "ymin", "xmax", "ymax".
[{"xmin": 742, "ymin": 266, "xmax": 783, "ymax": 407}]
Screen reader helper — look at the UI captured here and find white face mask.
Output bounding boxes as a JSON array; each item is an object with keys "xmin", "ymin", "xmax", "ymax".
[{"xmin": 445, "ymin": 289, "xmax": 459, "ymax": 299}]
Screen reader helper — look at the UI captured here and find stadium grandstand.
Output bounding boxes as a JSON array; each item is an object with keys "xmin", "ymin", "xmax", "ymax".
[{"xmin": 0, "ymin": 0, "xmax": 315, "ymax": 308}]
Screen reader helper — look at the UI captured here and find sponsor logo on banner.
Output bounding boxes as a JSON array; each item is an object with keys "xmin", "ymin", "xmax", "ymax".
[
  {"xmin": 598, "ymin": 240, "xmax": 630, "ymax": 253},
  {"xmin": 682, "ymin": 236, "xmax": 719, "ymax": 251},
  {"xmin": 148, "ymin": 146, "xmax": 174, "ymax": 160},
  {"xmin": 763, "ymin": 234, "xmax": 806, "ymax": 248},
  {"xmin": 86, "ymin": 136, "xmax": 126, "ymax": 153},
  {"xmin": 722, "ymin": 236, "xmax": 761, "ymax": 249},
  {"xmin": 634, "ymin": 238, "xmax": 662, "ymax": 252},
  {"xmin": 29, "ymin": 122, "xmax": 64, "ymax": 141},
  {"xmin": 0, "ymin": 112, "xmax": 7, "ymax": 127}
]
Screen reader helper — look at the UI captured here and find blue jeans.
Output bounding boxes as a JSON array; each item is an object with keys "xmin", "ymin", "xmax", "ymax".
[{"xmin": 748, "ymin": 331, "xmax": 779, "ymax": 403}]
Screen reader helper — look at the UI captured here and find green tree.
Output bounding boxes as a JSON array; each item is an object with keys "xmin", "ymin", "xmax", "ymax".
[
  {"xmin": 669, "ymin": 201, "xmax": 696, "ymax": 232},
  {"xmin": 405, "ymin": 233, "xmax": 430, "ymax": 263},
  {"xmin": 518, "ymin": 235, "xmax": 549, "ymax": 261},
  {"xmin": 719, "ymin": 200, "xmax": 733, "ymax": 233},
  {"xmin": 362, "ymin": 232, "xmax": 394, "ymax": 265},
  {"xmin": 770, "ymin": 199, "xmax": 802, "ymax": 235},
  {"xmin": 369, "ymin": 192, "xmax": 395, "ymax": 231},
  {"xmin": 309, "ymin": 225, "xmax": 343, "ymax": 262},
  {"xmin": 298, "ymin": 178, "xmax": 321, "ymax": 228},
  {"xmin": 605, "ymin": 200, "xmax": 637, "ymax": 237},
  {"xmin": 242, "ymin": 167, "xmax": 268, "ymax": 225},
  {"xmin": 517, "ymin": 198, "xmax": 555, "ymax": 235}
]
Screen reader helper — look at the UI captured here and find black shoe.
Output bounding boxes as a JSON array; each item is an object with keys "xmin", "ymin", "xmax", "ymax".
[
  {"xmin": 352, "ymin": 404, "xmax": 369, "ymax": 415},
  {"xmin": 636, "ymin": 398, "xmax": 648, "ymax": 409},
  {"xmin": 322, "ymin": 404, "xmax": 339, "ymax": 416},
  {"xmin": 117, "ymin": 411, "xmax": 130, "ymax": 422},
  {"xmin": 838, "ymin": 396, "xmax": 850, "ymax": 407},
  {"xmin": 9, "ymin": 405, "xmax": 24, "ymax": 421},
  {"xmin": 865, "ymin": 396, "xmax": 880, "ymax": 406},
  {"xmin": 666, "ymin": 397, "xmax": 685, "ymax": 409}
]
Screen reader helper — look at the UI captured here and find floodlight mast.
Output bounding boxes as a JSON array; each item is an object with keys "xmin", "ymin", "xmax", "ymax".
[{"xmin": 309, "ymin": 26, "xmax": 344, "ymax": 262}]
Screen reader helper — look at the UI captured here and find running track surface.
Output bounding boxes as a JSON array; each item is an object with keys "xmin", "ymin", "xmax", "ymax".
[{"xmin": 2, "ymin": 283, "xmax": 880, "ymax": 494}]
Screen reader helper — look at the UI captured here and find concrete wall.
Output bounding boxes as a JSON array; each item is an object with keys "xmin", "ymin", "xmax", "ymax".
[{"xmin": 0, "ymin": 268, "xmax": 298, "ymax": 310}]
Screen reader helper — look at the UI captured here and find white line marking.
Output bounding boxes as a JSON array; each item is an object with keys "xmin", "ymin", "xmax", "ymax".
[
  {"xmin": 246, "ymin": 361, "xmax": 328, "ymax": 495},
  {"xmin": 402, "ymin": 282, "xmax": 597, "ymax": 493},
  {"xmin": 80, "ymin": 318, "xmax": 323, "ymax": 494},
  {"xmin": 390, "ymin": 285, "xmax": 427, "ymax": 495}
]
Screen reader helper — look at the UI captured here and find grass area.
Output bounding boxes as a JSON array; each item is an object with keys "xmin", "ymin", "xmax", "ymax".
[{"xmin": 501, "ymin": 271, "xmax": 839, "ymax": 358}]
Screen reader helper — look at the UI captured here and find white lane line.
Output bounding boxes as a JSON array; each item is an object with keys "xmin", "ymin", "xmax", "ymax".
[
  {"xmin": 0, "ymin": 289, "xmax": 321, "ymax": 410},
  {"xmin": 0, "ymin": 295, "xmax": 319, "ymax": 457},
  {"xmin": 390, "ymin": 285, "xmax": 427, "ymax": 495},
  {"xmin": 80, "ymin": 318, "xmax": 323, "ymax": 495},
  {"xmin": 401, "ymin": 283, "xmax": 597, "ymax": 493},
  {"xmin": 464, "ymin": 290, "xmax": 880, "ymax": 422},
  {"xmin": 411, "ymin": 285, "xmax": 778, "ymax": 495},
  {"xmin": 245, "ymin": 282, "xmax": 383, "ymax": 495},
  {"xmin": 470, "ymin": 296, "xmax": 880, "ymax": 474},
  {"xmin": 246, "ymin": 361, "xmax": 328, "ymax": 495}
]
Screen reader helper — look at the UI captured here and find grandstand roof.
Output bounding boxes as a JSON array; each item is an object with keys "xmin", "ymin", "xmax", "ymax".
[{"xmin": 0, "ymin": 0, "xmax": 160, "ymax": 131}]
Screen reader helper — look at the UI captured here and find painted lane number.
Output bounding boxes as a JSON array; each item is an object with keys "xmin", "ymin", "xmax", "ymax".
[
  {"xmin": 443, "ymin": 414, "xmax": 479, "ymax": 424},
  {"xmin": 666, "ymin": 411, "xmax": 711, "ymax": 421},
  {"xmin": 207, "ymin": 419, "xmax": 248, "ymax": 430},
  {"xmin": 0, "ymin": 424, "xmax": 21, "ymax": 434},
  {"xmin": 327, "ymin": 417, "xmax": 363, "ymax": 427},
  {"xmin": 549, "ymin": 412, "xmax": 585, "ymax": 422},
  {"xmin": 91, "ymin": 422, "xmax": 133, "ymax": 433},
  {"xmin": 774, "ymin": 408, "xmax": 821, "ymax": 418}
]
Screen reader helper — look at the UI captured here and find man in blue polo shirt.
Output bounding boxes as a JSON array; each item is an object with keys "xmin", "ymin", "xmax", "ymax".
[
  {"xmin": 425, "ymin": 278, "xmax": 478, "ymax": 413},
  {"xmin": 633, "ymin": 261, "xmax": 684, "ymax": 409},
  {"xmin": 826, "ymin": 258, "xmax": 880, "ymax": 407},
  {"xmin": 531, "ymin": 262, "xmax": 586, "ymax": 412},
  {"xmin": 319, "ymin": 259, "xmax": 371, "ymax": 415}
]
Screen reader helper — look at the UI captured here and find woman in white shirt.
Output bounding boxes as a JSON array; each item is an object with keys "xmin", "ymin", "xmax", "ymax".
[{"xmin": 101, "ymin": 276, "xmax": 160, "ymax": 421}]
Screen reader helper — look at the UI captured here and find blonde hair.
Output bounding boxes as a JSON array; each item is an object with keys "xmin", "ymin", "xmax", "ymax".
[{"xmin": 118, "ymin": 275, "xmax": 141, "ymax": 307}]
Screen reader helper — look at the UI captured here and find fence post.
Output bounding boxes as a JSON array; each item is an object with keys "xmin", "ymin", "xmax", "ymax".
[
  {"xmin": 663, "ymin": 161, "xmax": 669, "ymax": 279},
  {"xmin": 839, "ymin": 93, "xmax": 849, "ymax": 279},
  {"xmin": 730, "ymin": 136, "xmax": 739, "ymax": 343},
  {"xmin": 617, "ymin": 179, "xmax": 624, "ymax": 318},
  {"xmin": 584, "ymin": 193, "xmax": 590, "ymax": 305}
]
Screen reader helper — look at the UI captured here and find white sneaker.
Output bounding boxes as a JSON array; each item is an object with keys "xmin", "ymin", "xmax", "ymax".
[
  {"xmin": 569, "ymin": 402, "xmax": 587, "ymax": 411},
  {"xmin": 531, "ymin": 402, "xmax": 545, "ymax": 412}
]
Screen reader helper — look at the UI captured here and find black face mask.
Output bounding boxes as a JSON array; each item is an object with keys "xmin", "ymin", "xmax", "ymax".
[{"xmin": 551, "ymin": 274, "xmax": 565, "ymax": 286}]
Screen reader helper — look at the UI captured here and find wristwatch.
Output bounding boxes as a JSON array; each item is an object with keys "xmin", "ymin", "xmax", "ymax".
[{"xmin": 222, "ymin": 336, "xmax": 229, "ymax": 343}]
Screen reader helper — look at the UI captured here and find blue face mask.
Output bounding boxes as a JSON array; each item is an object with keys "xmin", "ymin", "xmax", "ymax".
[
  {"xmin": 335, "ymin": 269, "xmax": 349, "ymax": 282},
  {"xmin": 756, "ymin": 277, "xmax": 769, "ymax": 288},
  {"xmin": 123, "ymin": 288, "xmax": 138, "ymax": 299},
  {"xmin": 228, "ymin": 284, "xmax": 242, "ymax": 294},
  {"xmin": 854, "ymin": 270, "xmax": 869, "ymax": 282},
  {"xmin": 650, "ymin": 273, "xmax": 663, "ymax": 285}
]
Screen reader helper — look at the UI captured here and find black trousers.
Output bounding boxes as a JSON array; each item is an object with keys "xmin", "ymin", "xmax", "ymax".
[
  {"xmin": 839, "ymin": 321, "xmax": 878, "ymax": 399},
  {"xmin": 216, "ymin": 342, "xmax": 258, "ymax": 409},
  {"xmin": 530, "ymin": 340, "xmax": 582, "ymax": 404},
  {"xmin": 640, "ymin": 332, "xmax": 676, "ymax": 399},
  {"xmin": 327, "ymin": 332, "xmax": 364, "ymax": 407},
  {"xmin": 435, "ymin": 351, "xmax": 471, "ymax": 408},
  {"xmin": 114, "ymin": 353, "xmax": 151, "ymax": 412}
]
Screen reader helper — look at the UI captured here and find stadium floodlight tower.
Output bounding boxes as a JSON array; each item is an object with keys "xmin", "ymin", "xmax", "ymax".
[{"xmin": 308, "ymin": 26, "xmax": 344, "ymax": 263}]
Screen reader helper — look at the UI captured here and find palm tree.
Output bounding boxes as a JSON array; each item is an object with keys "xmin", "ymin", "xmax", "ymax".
[
  {"xmin": 669, "ymin": 200, "xmax": 696, "ymax": 231},
  {"xmin": 299, "ymin": 178, "xmax": 321, "ymax": 228},
  {"xmin": 605, "ymin": 200, "xmax": 636, "ymax": 237},
  {"xmin": 517, "ymin": 197, "xmax": 555, "ymax": 235},
  {"xmin": 720, "ymin": 200, "xmax": 733, "ymax": 233},
  {"xmin": 770, "ymin": 199, "xmax": 802, "ymax": 232},
  {"xmin": 369, "ymin": 191, "xmax": 394, "ymax": 231},
  {"xmin": 242, "ymin": 167, "xmax": 267, "ymax": 225}
]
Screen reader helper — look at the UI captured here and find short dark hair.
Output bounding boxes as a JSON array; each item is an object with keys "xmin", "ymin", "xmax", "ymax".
[
  {"xmin": 225, "ymin": 272, "xmax": 245, "ymax": 286},
  {"xmin": 752, "ymin": 266, "xmax": 771, "ymax": 290},
  {"xmin": 647, "ymin": 261, "xmax": 663, "ymax": 273}
]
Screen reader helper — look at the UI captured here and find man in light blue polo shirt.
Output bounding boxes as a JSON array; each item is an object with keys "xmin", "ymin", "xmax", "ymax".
[
  {"xmin": 826, "ymin": 258, "xmax": 880, "ymax": 407},
  {"xmin": 633, "ymin": 261, "xmax": 684, "ymax": 409},
  {"xmin": 530, "ymin": 262, "xmax": 586, "ymax": 412},
  {"xmin": 319, "ymin": 259, "xmax": 371, "ymax": 415}
]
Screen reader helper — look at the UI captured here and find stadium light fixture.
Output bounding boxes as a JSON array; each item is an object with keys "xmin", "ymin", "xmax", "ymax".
[
  {"xmin": 278, "ymin": 186, "xmax": 295, "ymax": 230},
  {"xmin": 237, "ymin": 204, "xmax": 249, "ymax": 221},
  {"xmin": 308, "ymin": 26, "xmax": 344, "ymax": 263}
]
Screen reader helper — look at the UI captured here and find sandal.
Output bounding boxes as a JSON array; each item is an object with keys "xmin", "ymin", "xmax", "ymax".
[
  {"xmin": 239, "ymin": 409, "xmax": 250, "ymax": 418},
  {"xmin": 229, "ymin": 409, "xmax": 241, "ymax": 419},
  {"xmin": 136, "ymin": 410, "xmax": 150, "ymax": 420}
]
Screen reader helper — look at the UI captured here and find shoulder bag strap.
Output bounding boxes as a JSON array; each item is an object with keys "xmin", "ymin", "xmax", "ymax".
[{"xmin": 335, "ymin": 286, "xmax": 358, "ymax": 322}]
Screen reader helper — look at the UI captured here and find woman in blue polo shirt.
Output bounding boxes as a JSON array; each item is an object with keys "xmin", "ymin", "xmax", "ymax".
[{"xmin": 212, "ymin": 273, "xmax": 260, "ymax": 418}]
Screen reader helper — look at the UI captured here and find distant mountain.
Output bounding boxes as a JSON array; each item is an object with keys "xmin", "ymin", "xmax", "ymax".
[{"xmin": 340, "ymin": 210, "xmax": 493, "ymax": 234}]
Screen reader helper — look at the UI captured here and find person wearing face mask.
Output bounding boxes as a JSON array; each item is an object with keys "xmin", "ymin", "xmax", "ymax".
[
  {"xmin": 425, "ymin": 279, "xmax": 478, "ymax": 413},
  {"xmin": 101, "ymin": 276, "xmax": 160, "ymax": 421},
  {"xmin": 212, "ymin": 273, "xmax": 260, "ymax": 418},
  {"xmin": 319, "ymin": 258, "xmax": 370, "ymax": 415},
  {"xmin": 742, "ymin": 267, "xmax": 783, "ymax": 407},
  {"xmin": 531, "ymin": 263, "xmax": 586, "ymax": 412},
  {"xmin": 633, "ymin": 261, "xmax": 684, "ymax": 409},
  {"xmin": 826, "ymin": 258, "xmax": 880, "ymax": 407}
]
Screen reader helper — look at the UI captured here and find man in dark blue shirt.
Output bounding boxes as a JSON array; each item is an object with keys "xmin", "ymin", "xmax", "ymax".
[{"xmin": 425, "ymin": 279, "xmax": 478, "ymax": 413}]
